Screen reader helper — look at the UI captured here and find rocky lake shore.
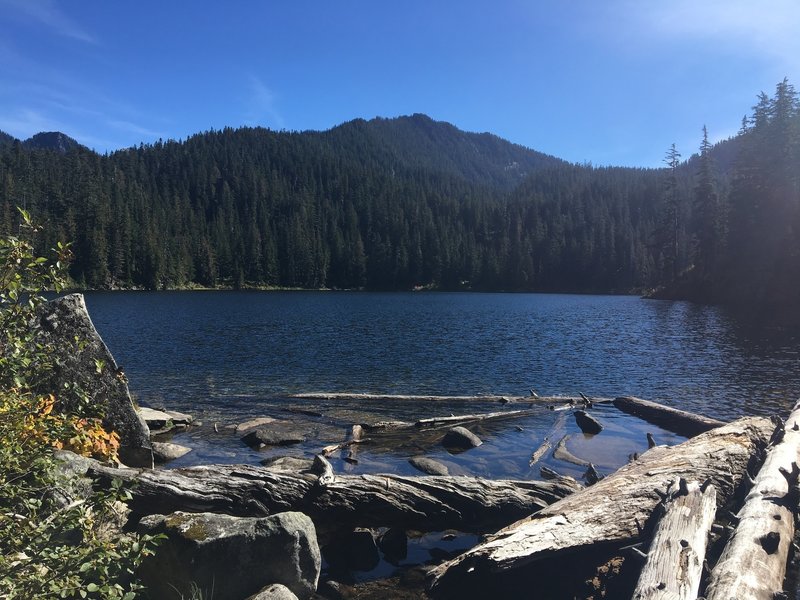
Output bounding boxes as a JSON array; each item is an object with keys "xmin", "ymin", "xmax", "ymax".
[{"xmin": 40, "ymin": 294, "xmax": 800, "ymax": 599}]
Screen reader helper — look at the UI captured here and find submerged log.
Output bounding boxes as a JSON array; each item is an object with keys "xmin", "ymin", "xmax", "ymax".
[
  {"xmin": 529, "ymin": 412, "xmax": 568, "ymax": 467},
  {"xmin": 705, "ymin": 403, "xmax": 800, "ymax": 600},
  {"xmin": 86, "ymin": 460, "xmax": 581, "ymax": 534},
  {"xmin": 613, "ymin": 396, "xmax": 726, "ymax": 437},
  {"xmin": 553, "ymin": 434, "xmax": 590, "ymax": 467},
  {"xmin": 632, "ymin": 479, "xmax": 717, "ymax": 600},
  {"xmin": 427, "ymin": 417, "xmax": 773, "ymax": 597}
]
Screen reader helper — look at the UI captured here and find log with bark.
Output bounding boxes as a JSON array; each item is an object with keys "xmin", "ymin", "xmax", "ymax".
[
  {"xmin": 704, "ymin": 403, "xmax": 800, "ymax": 600},
  {"xmin": 85, "ymin": 459, "xmax": 581, "ymax": 535},
  {"xmin": 427, "ymin": 416, "xmax": 773, "ymax": 597},
  {"xmin": 632, "ymin": 479, "xmax": 717, "ymax": 600},
  {"xmin": 613, "ymin": 396, "xmax": 726, "ymax": 437}
]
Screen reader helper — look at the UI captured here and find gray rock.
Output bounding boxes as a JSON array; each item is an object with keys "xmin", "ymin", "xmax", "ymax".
[
  {"xmin": 137, "ymin": 511, "xmax": 320, "ymax": 600},
  {"xmin": 138, "ymin": 406, "xmax": 193, "ymax": 435},
  {"xmin": 151, "ymin": 441, "xmax": 192, "ymax": 463},
  {"xmin": 261, "ymin": 456, "xmax": 316, "ymax": 471},
  {"xmin": 36, "ymin": 294, "xmax": 152, "ymax": 467},
  {"xmin": 408, "ymin": 456, "xmax": 449, "ymax": 476},
  {"xmin": 246, "ymin": 583, "xmax": 299, "ymax": 600},
  {"xmin": 242, "ymin": 427, "xmax": 306, "ymax": 448},
  {"xmin": 441, "ymin": 426, "xmax": 482, "ymax": 451},
  {"xmin": 234, "ymin": 416, "xmax": 278, "ymax": 433},
  {"xmin": 322, "ymin": 529, "xmax": 379, "ymax": 573}
]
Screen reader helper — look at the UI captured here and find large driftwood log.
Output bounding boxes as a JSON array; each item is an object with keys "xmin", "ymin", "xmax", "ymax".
[
  {"xmin": 428, "ymin": 417, "xmax": 773, "ymax": 596},
  {"xmin": 86, "ymin": 461, "xmax": 580, "ymax": 534},
  {"xmin": 289, "ymin": 392, "xmax": 600, "ymax": 404},
  {"xmin": 414, "ymin": 408, "xmax": 538, "ymax": 428},
  {"xmin": 705, "ymin": 403, "xmax": 800, "ymax": 600},
  {"xmin": 632, "ymin": 479, "xmax": 717, "ymax": 600},
  {"xmin": 613, "ymin": 396, "xmax": 726, "ymax": 437}
]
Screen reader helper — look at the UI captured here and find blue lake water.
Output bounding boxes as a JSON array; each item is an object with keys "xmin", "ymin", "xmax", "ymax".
[{"xmin": 83, "ymin": 291, "xmax": 800, "ymax": 476}]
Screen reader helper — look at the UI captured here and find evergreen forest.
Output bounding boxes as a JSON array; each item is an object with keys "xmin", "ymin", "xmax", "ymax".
[{"xmin": 0, "ymin": 80, "xmax": 798, "ymax": 315}]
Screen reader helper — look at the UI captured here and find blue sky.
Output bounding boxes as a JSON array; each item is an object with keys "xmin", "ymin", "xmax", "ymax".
[{"xmin": 1, "ymin": 1, "xmax": 798, "ymax": 167}]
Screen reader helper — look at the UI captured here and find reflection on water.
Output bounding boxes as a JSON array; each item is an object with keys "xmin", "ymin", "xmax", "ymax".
[{"xmin": 82, "ymin": 291, "xmax": 800, "ymax": 472}]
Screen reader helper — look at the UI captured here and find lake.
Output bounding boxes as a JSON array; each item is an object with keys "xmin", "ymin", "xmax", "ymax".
[{"xmin": 84, "ymin": 291, "xmax": 800, "ymax": 477}]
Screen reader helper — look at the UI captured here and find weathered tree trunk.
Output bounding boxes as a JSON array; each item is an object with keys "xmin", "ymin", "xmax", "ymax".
[
  {"xmin": 632, "ymin": 479, "xmax": 717, "ymax": 600},
  {"xmin": 414, "ymin": 408, "xmax": 538, "ymax": 428},
  {"xmin": 704, "ymin": 404, "xmax": 800, "ymax": 600},
  {"xmin": 86, "ymin": 461, "xmax": 580, "ymax": 534},
  {"xmin": 613, "ymin": 396, "xmax": 726, "ymax": 437},
  {"xmin": 289, "ymin": 392, "xmax": 600, "ymax": 405},
  {"xmin": 427, "ymin": 417, "xmax": 772, "ymax": 597}
]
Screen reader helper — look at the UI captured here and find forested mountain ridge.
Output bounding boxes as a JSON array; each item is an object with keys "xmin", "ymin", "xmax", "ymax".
[
  {"xmin": 0, "ymin": 115, "xmax": 663, "ymax": 292},
  {"xmin": 323, "ymin": 114, "xmax": 566, "ymax": 189},
  {"xmin": 0, "ymin": 80, "xmax": 798, "ymax": 316}
]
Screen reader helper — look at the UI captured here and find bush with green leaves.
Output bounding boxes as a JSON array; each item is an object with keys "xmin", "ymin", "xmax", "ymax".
[{"xmin": 0, "ymin": 209, "xmax": 159, "ymax": 599}]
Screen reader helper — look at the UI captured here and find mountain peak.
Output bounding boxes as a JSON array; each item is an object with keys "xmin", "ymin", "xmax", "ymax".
[{"xmin": 24, "ymin": 131, "xmax": 83, "ymax": 153}]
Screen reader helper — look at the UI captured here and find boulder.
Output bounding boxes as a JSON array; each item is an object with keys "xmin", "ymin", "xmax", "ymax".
[
  {"xmin": 441, "ymin": 426, "xmax": 482, "ymax": 451},
  {"xmin": 137, "ymin": 511, "xmax": 320, "ymax": 600},
  {"xmin": 247, "ymin": 583, "xmax": 299, "ymax": 600},
  {"xmin": 242, "ymin": 427, "xmax": 307, "ymax": 448},
  {"xmin": 151, "ymin": 441, "xmax": 192, "ymax": 463},
  {"xmin": 322, "ymin": 529, "xmax": 379, "ymax": 573},
  {"xmin": 138, "ymin": 406, "xmax": 193, "ymax": 435},
  {"xmin": 377, "ymin": 527, "xmax": 408, "ymax": 563},
  {"xmin": 408, "ymin": 456, "xmax": 449, "ymax": 476},
  {"xmin": 36, "ymin": 294, "xmax": 152, "ymax": 467},
  {"xmin": 234, "ymin": 417, "xmax": 278, "ymax": 433}
]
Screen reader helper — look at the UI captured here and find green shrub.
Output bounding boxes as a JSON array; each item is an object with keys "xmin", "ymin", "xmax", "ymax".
[{"xmin": 0, "ymin": 209, "xmax": 158, "ymax": 599}]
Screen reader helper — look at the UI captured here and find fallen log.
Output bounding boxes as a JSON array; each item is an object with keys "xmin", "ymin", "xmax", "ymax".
[
  {"xmin": 289, "ymin": 392, "xmax": 600, "ymax": 405},
  {"xmin": 414, "ymin": 408, "xmax": 538, "ymax": 429},
  {"xmin": 613, "ymin": 396, "xmax": 726, "ymax": 437},
  {"xmin": 574, "ymin": 409, "xmax": 603, "ymax": 435},
  {"xmin": 553, "ymin": 434, "xmax": 590, "ymax": 467},
  {"xmin": 529, "ymin": 412, "xmax": 568, "ymax": 467},
  {"xmin": 350, "ymin": 407, "xmax": 550, "ymax": 455},
  {"xmin": 85, "ymin": 459, "xmax": 581, "ymax": 535},
  {"xmin": 427, "ymin": 417, "xmax": 773, "ymax": 597},
  {"xmin": 705, "ymin": 403, "xmax": 800, "ymax": 600},
  {"xmin": 632, "ymin": 479, "xmax": 717, "ymax": 600}
]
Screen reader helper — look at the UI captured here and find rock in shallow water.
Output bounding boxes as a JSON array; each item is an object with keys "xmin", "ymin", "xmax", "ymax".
[
  {"xmin": 322, "ymin": 528, "xmax": 379, "ymax": 573},
  {"xmin": 151, "ymin": 441, "xmax": 192, "ymax": 463},
  {"xmin": 408, "ymin": 456, "xmax": 450, "ymax": 476},
  {"xmin": 441, "ymin": 426, "xmax": 482, "ymax": 451},
  {"xmin": 241, "ymin": 427, "xmax": 307, "ymax": 448}
]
